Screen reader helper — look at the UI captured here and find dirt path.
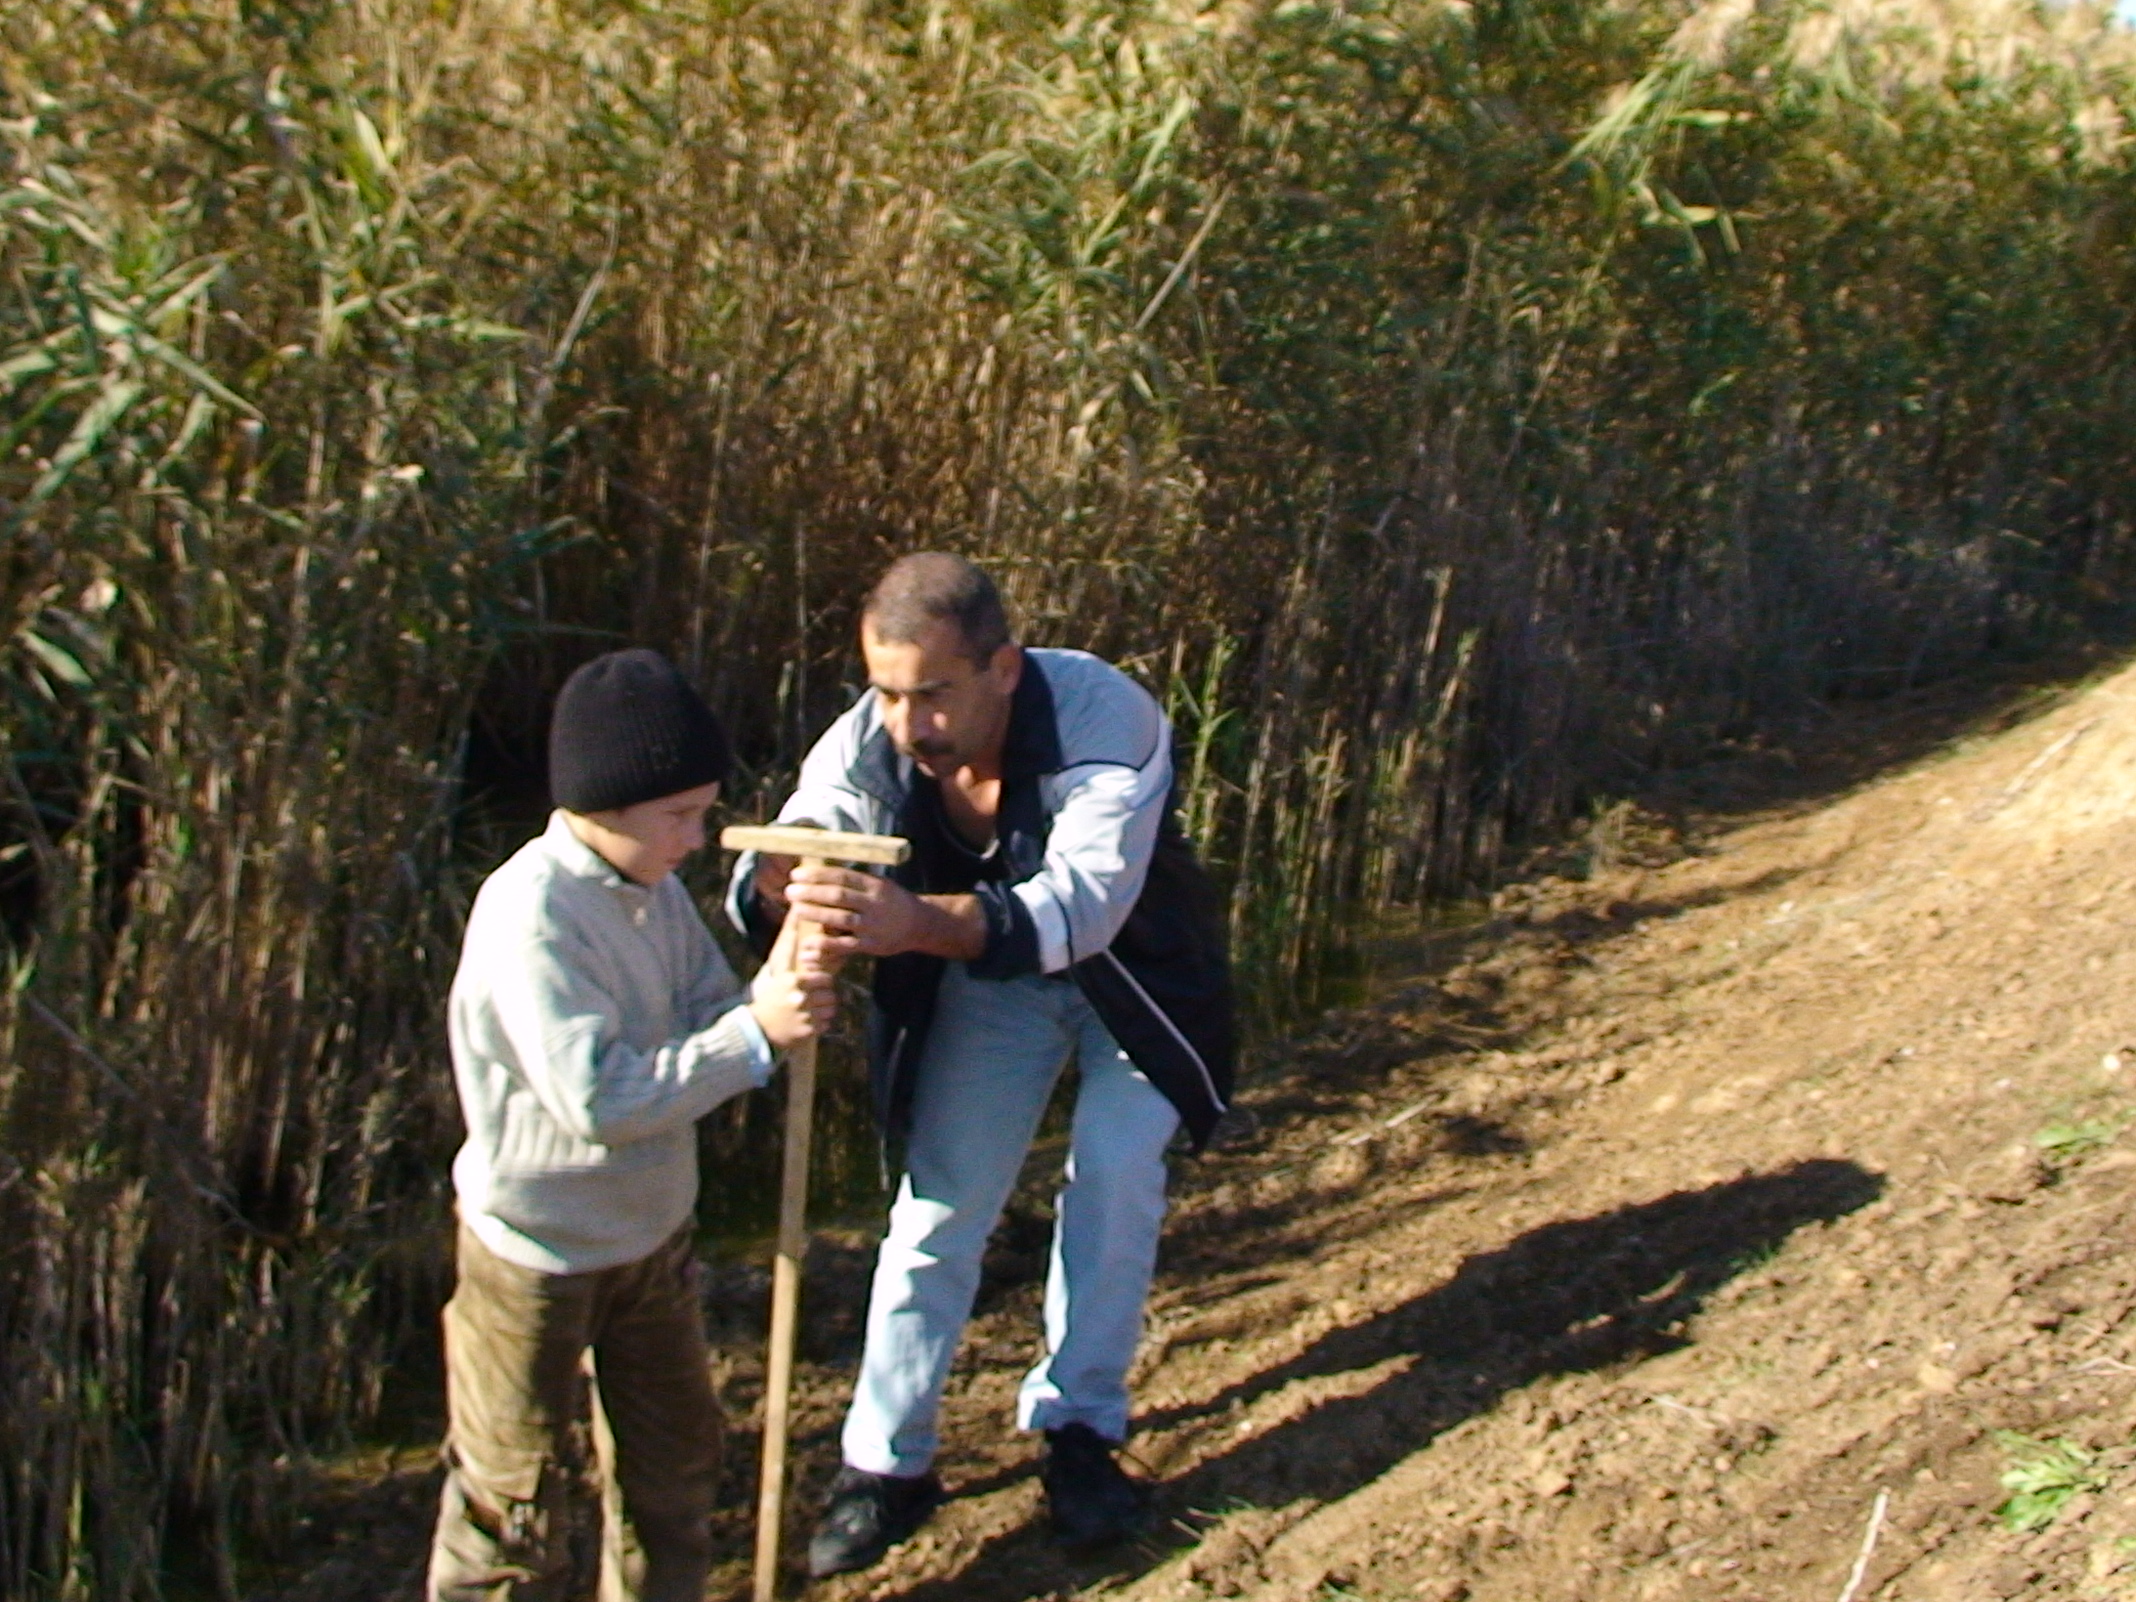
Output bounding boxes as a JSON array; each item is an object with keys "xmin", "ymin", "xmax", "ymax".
[{"xmin": 275, "ymin": 654, "xmax": 2136, "ymax": 1602}]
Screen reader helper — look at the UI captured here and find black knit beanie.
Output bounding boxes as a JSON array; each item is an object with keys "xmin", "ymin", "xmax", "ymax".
[{"xmin": 549, "ymin": 649, "xmax": 732, "ymax": 813}]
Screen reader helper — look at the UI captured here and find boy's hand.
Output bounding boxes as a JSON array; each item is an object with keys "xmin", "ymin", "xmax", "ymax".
[{"xmin": 747, "ymin": 955, "xmax": 836, "ymax": 1050}]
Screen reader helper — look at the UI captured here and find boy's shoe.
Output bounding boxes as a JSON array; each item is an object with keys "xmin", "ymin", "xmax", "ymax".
[
  {"xmin": 1041, "ymin": 1423, "xmax": 1153, "ymax": 1549},
  {"xmin": 806, "ymin": 1466, "xmax": 945, "ymax": 1578}
]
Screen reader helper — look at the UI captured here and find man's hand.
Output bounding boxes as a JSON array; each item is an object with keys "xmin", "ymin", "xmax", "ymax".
[
  {"xmin": 784, "ymin": 864, "xmax": 986, "ymax": 962},
  {"xmin": 753, "ymin": 851, "xmax": 796, "ymax": 915}
]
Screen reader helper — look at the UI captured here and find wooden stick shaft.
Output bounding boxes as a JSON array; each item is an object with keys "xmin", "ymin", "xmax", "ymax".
[{"xmin": 753, "ymin": 863, "xmax": 823, "ymax": 1602}]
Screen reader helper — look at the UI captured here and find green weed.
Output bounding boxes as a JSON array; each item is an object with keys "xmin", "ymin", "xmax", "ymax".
[
  {"xmin": 1995, "ymin": 1433, "xmax": 2109, "ymax": 1532},
  {"xmin": 2036, "ymin": 1117, "xmax": 2126, "ymax": 1162}
]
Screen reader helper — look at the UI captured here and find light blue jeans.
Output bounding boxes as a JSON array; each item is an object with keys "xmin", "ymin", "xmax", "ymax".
[{"xmin": 839, "ymin": 964, "xmax": 1180, "ymax": 1477}]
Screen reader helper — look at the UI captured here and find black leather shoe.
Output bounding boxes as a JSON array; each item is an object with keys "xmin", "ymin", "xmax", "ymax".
[
  {"xmin": 806, "ymin": 1465, "xmax": 945, "ymax": 1578},
  {"xmin": 1041, "ymin": 1423, "xmax": 1152, "ymax": 1549}
]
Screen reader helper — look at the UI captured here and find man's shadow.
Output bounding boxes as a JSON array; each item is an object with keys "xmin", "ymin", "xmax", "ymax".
[{"xmin": 880, "ymin": 1157, "xmax": 1883, "ymax": 1602}]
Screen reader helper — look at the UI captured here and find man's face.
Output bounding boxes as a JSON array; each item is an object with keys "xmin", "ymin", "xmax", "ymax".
[
  {"xmin": 577, "ymin": 780, "xmax": 723, "ymax": 886},
  {"xmin": 861, "ymin": 616, "xmax": 1020, "ymax": 778}
]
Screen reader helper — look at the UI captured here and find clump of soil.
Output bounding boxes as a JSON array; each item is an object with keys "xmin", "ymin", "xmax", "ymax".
[{"xmin": 265, "ymin": 653, "xmax": 2136, "ymax": 1601}]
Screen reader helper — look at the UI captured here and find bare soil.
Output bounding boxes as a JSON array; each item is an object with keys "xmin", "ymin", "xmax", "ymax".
[{"xmin": 268, "ymin": 651, "xmax": 2136, "ymax": 1602}]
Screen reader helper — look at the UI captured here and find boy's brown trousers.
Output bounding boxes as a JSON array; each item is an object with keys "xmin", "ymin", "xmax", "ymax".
[{"xmin": 427, "ymin": 1225, "xmax": 724, "ymax": 1602}]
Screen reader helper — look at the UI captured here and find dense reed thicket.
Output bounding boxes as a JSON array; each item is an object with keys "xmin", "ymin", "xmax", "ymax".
[{"xmin": 3, "ymin": 0, "xmax": 2133, "ymax": 1592}]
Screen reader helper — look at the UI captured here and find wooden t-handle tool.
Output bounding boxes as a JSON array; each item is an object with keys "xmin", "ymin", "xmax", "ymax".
[{"xmin": 720, "ymin": 823, "xmax": 910, "ymax": 1602}]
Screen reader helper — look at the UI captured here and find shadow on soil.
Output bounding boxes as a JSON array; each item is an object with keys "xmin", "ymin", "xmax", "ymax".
[{"xmin": 878, "ymin": 1157, "xmax": 1884, "ymax": 1602}]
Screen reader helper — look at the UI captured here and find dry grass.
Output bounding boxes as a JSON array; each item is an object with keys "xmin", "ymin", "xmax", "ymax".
[{"xmin": 2, "ymin": 0, "xmax": 2133, "ymax": 1592}]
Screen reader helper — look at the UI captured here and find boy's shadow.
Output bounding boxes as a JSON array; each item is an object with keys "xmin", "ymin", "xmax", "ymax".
[{"xmin": 883, "ymin": 1157, "xmax": 1882, "ymax": 1602}]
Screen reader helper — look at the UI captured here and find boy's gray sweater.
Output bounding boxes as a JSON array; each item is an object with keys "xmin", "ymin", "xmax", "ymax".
[{"xmin": 448, "ymin": 812, "xmax": 771, "ymax": 1275}]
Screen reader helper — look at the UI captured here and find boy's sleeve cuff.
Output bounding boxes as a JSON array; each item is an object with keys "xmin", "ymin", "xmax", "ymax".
[
  {"xmin": 965, "ymin": 883, "xmax": 1043, "ymax": 979},
  {"xmin": 729, "ymin": 1003, "xmax": 776, "ymax": 1087}
]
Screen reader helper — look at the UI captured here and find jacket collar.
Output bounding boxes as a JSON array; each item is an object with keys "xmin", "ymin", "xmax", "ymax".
[
  {"xmin": 541, "ymin": 810, "xmax": 653, "ymax": 905},
  {"xmin": 999, "ymin": 652, "xmax": 1062, "ymax": 779}
]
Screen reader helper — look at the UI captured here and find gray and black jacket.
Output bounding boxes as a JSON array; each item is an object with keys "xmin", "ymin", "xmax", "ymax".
[{"xmin": 726, "ymin": 647, "xmax": 1235, "ymax": 1149}]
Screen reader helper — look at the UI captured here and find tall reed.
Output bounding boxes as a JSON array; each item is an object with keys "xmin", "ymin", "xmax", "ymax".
[{"xmin": 2, "ymin": 0, "xmax": 2132, "ymax": 1593}]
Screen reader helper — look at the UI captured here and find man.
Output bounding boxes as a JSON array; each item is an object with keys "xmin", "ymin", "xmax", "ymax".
[
  {"xmin": 429, "ymin": 647, "xmax": 835, "ymax": 1602},
  {"xmin": 727, "ymin": 554, "xmax": 1234, "ymax": 1577}
]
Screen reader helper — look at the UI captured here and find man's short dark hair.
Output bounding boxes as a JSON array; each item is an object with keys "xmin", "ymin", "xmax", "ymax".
[{"xmin": 863, "ymin": 552, "xmax": 1012, "ymax": 663}]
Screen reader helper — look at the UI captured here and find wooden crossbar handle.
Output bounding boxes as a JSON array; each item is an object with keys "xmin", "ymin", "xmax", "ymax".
[{"xmin": 719, "ymin": 824, "xmax": 910, "ymax": 866}]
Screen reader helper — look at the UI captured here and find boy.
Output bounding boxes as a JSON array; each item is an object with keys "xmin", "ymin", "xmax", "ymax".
[{"xmin": 428, "ymin": 647, "xmax": 832, "ymax": 1602}]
